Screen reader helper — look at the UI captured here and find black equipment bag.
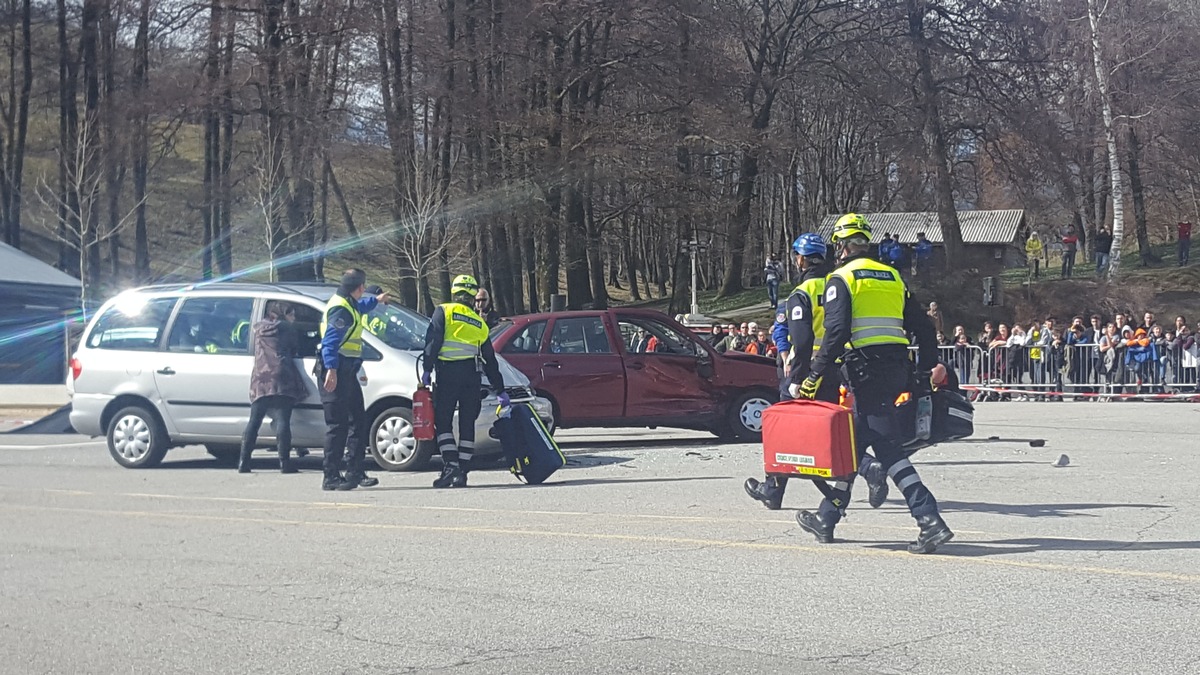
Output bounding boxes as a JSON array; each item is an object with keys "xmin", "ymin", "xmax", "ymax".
[
  {"xmin": 931, "ymin": 387, "xmax": 974, "ymax": 442},
  {"xmin": 895, "ymin": 385, "xmax": 975, "ymax": 453},
  {"xmin": 493, "ymin": 402, "xmax": 566, "ymax": 484}
]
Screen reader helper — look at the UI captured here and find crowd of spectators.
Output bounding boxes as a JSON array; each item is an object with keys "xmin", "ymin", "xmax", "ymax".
[
  {"xmin": 938, "ymin": 308, "xmax": 1198, "ymax": 398},
  {"xmin": 705, "ymin": 321, "xmax": 778, "ymax": 358}
]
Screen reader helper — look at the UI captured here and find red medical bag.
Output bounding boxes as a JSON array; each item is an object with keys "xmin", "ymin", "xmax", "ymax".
[{"xmin": 762, "ymin": 399, "xmax": 857, "ymax": 481}]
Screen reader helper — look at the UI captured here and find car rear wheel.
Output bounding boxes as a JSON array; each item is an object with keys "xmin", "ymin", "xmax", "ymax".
[
  {"xmin": 726, "ymin": 390, "xmax": 774, "ymax": 442},
  {"xmin": 369, "ymin": 405, "xmax": 434, "ymax": 472},
  {"xmin": 107, "ymin": 405, "xmax": 169, "ymax": 468},
  {"xmin": 205, "ymin": 444, "xmax": 241, "ymax": 466}
]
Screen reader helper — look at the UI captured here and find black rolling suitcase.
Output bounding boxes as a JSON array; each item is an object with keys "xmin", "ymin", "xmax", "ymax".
[{"xmin": 493, "ymin": 402, "xmax": 566, "ymax": 484}]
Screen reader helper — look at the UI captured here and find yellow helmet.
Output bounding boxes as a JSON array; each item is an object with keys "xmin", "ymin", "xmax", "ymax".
[
  {"xmin": 831, "ymin": 213, "xmax": 872, "ymax": 243},
  {"xmin": 451, "ymin": 274, "xmax": 480, "ymax": 297}
]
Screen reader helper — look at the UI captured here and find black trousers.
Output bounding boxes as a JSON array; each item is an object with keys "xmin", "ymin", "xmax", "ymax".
[
  {"xmin": 817, "ymin": 352, "xmax": 939, "ymax": 525},
  {"xmin": 433, "ymin": 359, "xmax": 483, "ymax": 469},
  {"xmin": 321, "ymin": 360, "xmax": 367, "ymax": 478},
  {"xmin": 239, "ymin": 395, "xmax": 295, "ymax": 465}
]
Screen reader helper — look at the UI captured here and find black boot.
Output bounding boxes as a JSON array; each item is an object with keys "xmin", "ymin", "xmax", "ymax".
[
  {"xmin": 743, "ymin": 478, "xmax": 783, "ymax": 510},
  {"xmin": 795, "ymin": 510, "xmax": 835, "ymax": 543},
  {"xmin": 865, "ymin": 460, "xmax": 889, "ymax": 509},
  {"xmin": 450, "ymin": 466, "xmax": 469, "ymax": 488},
  {"xmin": 237, "ymin": 450, "xmax": 252, "ymax": 474},
  {"xmin": 280, "ymin": 458, "xmax": 298, "ymax": 474},
  {"xmin": 432, "ymin": 464, "xmax": 457, "ymax": 489},
  {"xmin": 322, "ymin": 474, "xmax": 354, "ymax": 491},
  {"xmin": 345, "ymin": 471, "xmax": 379, "ymax": 488},
  {"xmin": 908, "ymin": 514, "xmax": 954, "ymax": 554}
]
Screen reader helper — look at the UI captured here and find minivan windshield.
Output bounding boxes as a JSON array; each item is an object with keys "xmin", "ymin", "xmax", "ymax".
[{"xmin": 364, "ymin": 302, "xmax": 428, "ymax": 351}]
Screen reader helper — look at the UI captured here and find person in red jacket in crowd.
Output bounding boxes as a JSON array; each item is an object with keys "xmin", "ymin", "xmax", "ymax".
[{"xmin": 1061, "ymin": 226, "xmax": 1079, "ymax": 278}]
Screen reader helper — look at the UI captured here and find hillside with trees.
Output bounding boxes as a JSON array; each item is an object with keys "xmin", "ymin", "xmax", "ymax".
[{"xmin": 2, "ymin": 0, "xmax": 1199, "ymax": 315}]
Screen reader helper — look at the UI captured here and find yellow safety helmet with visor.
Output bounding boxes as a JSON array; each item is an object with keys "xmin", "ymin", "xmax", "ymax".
[
  {"xmin": 451, "ymin": 274, "xmax": 480, "ymax": 298},
  {"xmin": 830, "ymin": 213, "xmax": 872, "ymax": 243}
]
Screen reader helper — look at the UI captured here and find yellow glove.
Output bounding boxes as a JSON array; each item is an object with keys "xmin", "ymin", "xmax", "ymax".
[{"xmin": 797, "ymin": 375, "xmax": 822, "ymax": 400}]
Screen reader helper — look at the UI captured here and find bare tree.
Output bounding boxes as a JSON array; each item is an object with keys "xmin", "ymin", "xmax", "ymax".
[
  {"xmin": 1087, "ymin": 0, "xmax": 1128, "ymax": 280},
  {"xmin": 390, "ymin": 155, "xmax": 468, "ymax": 313},
  {"xmin": 37, "ymin": 115, "xmax": 141, "ymax": 310}
]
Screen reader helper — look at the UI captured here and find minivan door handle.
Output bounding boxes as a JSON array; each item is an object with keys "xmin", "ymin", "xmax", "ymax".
[
  {"xmin": 156, "ymin": 367, "xmax": 176, "ymax": 375},
  {"xmin": 542, "ymin": 362, "xmax": 561, "ymax": 369}
]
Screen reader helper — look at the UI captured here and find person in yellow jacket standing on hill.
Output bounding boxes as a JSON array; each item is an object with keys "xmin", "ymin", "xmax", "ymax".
[
  {"xmin": 1025, "ymin": 231, "xmax": 1043, "ymax": 280},
  {"xmin": 793, "ymin": 214, "xmax": 953, "ymax": 554},
  {"xmin": 422, "ymin": 275, "xmax": 507, "ymax": 488}
]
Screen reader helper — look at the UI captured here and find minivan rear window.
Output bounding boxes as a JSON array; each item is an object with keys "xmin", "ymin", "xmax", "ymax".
[{"xmin": 86, "ymin": 297, "xmax": 178, "ymax": 351}]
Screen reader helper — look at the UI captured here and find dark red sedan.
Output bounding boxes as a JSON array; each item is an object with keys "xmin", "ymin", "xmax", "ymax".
[{"xmin": 490, "ymin": 309, "xmax": 779, "ymax": 440}]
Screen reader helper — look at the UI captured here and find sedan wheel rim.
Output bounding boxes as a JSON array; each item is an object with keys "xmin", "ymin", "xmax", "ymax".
[
  {"xmin": 376, "ymin": 416, "xmax": 416, "ymax": 464},
  {"xmin": 739, "ymin": 398, "xmax": 771, "ymax": 433},
  {"xmin": 113, "ymin": 415, "xmax": 151, "ymax": 460}
]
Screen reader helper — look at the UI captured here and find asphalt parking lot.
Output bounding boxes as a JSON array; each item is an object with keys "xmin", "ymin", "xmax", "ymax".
[{"xmin": 2, "ymin": 402, "xmax": 1199, "ymax": 674}]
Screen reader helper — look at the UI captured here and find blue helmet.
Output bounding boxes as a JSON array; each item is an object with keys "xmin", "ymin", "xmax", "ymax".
[{"xmin": 792, "ymin": 233, "xmax": 827, "ymax": 258}]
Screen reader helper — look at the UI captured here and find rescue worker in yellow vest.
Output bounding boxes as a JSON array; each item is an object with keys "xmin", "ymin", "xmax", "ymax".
[
  {"xmin": 794, "ymin": 214, "xmax": 953, "ymax": 554},
  {"xmin": 744, "ymin": 233, "xmax": 888, "ymax": 510},
  {"xmin": 421, "ymin": 275, "xmax": 507, "ymax": 488},
  {"xmin": 318, "ymin": 269, "xmax": 388, "ymax": 491}
]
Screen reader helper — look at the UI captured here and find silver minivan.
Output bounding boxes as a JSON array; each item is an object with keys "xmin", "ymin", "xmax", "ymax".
[{"xmin": 67, "ymin": 282, "xmax": 553, "ymax": 471}]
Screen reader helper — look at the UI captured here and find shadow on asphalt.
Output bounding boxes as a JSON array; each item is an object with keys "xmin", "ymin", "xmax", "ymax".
[
  {"xmin": 863, "ymin": 537, "xmax": 1200, "ymax": 555},
  {"xmin": 916, "ymin": 460, "xmax": 1048, "ymax": 467},
  {"xmin": 155, "ymin": 453, "xmax": 636, "ymax": 473},
  {"xmin": 464, "ymin": 475, "xmax": 735, "ymax": 490},
  {"xmin": 874, "ymin": 500, "xmax": 1171, "ymax": 518},
  {"xmin": 557, "ymin": 437, "xmax": 730, "ymax": 450}
]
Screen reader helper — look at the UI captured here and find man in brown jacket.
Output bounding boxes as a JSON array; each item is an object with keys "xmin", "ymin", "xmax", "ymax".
[{"xmin": 238, "ymin": 301, "xmax": 311, "ymax": 473}]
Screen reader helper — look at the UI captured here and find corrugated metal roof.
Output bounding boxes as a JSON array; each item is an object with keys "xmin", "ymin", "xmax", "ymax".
[
  {"xmin": 0, "ymin": 242, "xmax": 80, "ymax": 289},
  {"xmin": 816, "ymin": 210, "xmax": 1024, "ymax": 245}
]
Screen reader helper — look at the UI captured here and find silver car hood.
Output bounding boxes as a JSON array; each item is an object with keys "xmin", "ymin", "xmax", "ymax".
[{"xmin": 490, "ymin": 355, "xmax": 530, "ymax": 388}]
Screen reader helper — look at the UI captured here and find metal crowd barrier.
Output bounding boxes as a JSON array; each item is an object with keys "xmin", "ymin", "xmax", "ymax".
[{"xmin": 914, "ymin": 343, "xmax": 1200, "ymax": 402}]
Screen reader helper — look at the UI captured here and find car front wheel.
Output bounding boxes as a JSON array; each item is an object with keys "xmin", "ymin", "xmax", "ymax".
[
  {"xmin": 726, "ymin": 390, "xmax": 774, "ymax": 442},
  {"xmin": 369, "ymin": 405, "xmax": 434, "ymax": 471},
  {"xmin": 106, "ymin": 405, "xmax": 169, "ymax": 468}
]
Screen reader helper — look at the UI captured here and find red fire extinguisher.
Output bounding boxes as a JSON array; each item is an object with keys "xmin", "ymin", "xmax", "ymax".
[{"xmin": 413, "ymin": 385, "xmax": 435, "ymax": 441}]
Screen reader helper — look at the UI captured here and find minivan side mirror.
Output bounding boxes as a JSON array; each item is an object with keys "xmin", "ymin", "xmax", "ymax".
[{"xmin": 696, "ymin": 351, "xmax": 714, "ymax": 379}]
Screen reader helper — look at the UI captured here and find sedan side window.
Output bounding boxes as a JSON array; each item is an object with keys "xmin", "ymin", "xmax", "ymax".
[
  {"xmin": 617, "ymin": 317, "xmax": 698, "ymax": 356},
  {"xmin": 548, "ymin": 317, "xmax": 612, "ymax": 354},
  {"xmin": 166, "ymin": 297, "xmax": 256, "ymax": 355},
  {"xmin": 502, "ymin": 321, "xmax": 547, "ymax": 354}
]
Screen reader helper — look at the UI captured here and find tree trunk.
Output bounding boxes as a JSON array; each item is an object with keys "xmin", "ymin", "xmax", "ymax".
[
  {"xmin": 2, "ymin": 0, "xmax": 32, "ymax": 248},
  {"xmin": 563, "ymin": 183, "xmax": 592, "ymax": 309},
  {"xmin": 584, "ymin": 169, "xmax": 608, "ymax": 310},
  {"xmin": 131, "ymin": 0, "xmax": 150, "ymax": 281},
  {"xmin": 507, "ymin": 219, "xmax": 525, "ymax": 314},
  {"xmin": 907, "ymin": 0, "xmax": 965, "ymax": 269},
  {"xmin": 323, "ymin": 157, "xmax": 358, "ymax": 237},
  {"xmin": 720, "ymin": 148, "xmax": 759, "ymax": 296},
  {"xmin": 55, "ymin": 0, "xmax": 79, "ymax": 272},
  {"xmin": 217, "ymin": 1, "xmax": 235, "ymax": 276},
  {"xmin": 1087, "ymin": 0, "xmax": 1127, "ymax": 281},
  {"xmin": 1125, "ymin": 126, "xmax": 1160, "ymax": 266}
]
